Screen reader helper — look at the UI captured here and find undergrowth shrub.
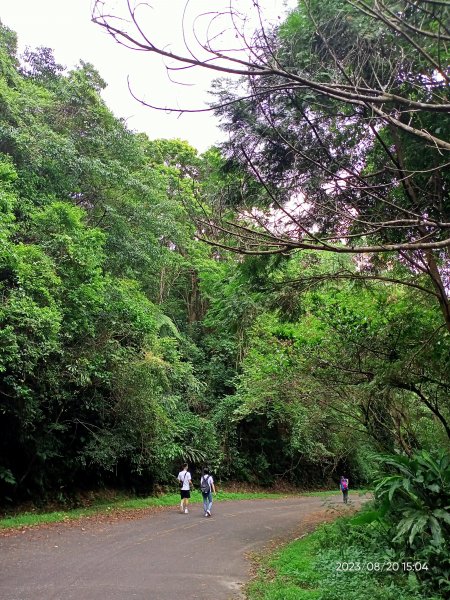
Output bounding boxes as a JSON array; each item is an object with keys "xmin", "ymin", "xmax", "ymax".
[
  {"xmin": 374, "ymin": 450, "xmax": 450, "ymax": 596},
  {"xmin": 313, "ymin": 510, "xmax": 433, "ymax": 600}
]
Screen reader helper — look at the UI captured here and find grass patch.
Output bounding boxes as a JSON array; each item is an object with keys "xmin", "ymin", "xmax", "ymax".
[
  {"xmin": 246, "ymin": 506, "xmax": 437, "ymax": 600},
  {"xmin": 248, "ymin": 532, "xmax": 322, "ymax": 600}
]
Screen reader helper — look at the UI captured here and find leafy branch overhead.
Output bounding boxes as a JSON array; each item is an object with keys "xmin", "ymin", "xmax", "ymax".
[{"xmin": 93, "ymin": 0, "xmax": 450, "ymax": 332}]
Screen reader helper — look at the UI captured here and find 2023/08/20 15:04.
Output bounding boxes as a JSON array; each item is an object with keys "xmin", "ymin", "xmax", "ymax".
[{"xmin": 335, "ymin": 561, "xmax": 429, "ymax": 572}]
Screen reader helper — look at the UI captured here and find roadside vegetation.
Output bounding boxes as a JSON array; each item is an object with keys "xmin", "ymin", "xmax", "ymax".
[
  {"xmin": 248, "ymin": 512, "xmax": 439, "ymax": 600},
  {"xmin": 247, "ymin": 450, "xmax": 450, "ymax": 599},
  {"xmin": 247, "ymin": 512, "xmax": 431, "ymax": 600}
]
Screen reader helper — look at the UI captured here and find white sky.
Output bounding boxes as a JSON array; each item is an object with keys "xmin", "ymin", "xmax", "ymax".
[{"xmin": 0, "ymin": 0, "xmax": 295, "ymax": 152}]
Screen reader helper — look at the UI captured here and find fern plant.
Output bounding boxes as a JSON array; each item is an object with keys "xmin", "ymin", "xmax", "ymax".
[{"xmin": 375, "ymin": 450, "xmax": 450, "ymax": 594}]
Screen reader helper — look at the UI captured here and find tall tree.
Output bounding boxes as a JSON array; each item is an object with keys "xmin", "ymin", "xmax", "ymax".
[
  {"xmin": 93, "ymin": 0, "xmax": 450, "ymax": 329},
  {"xmin": 0, "ymin": 28, "xmax": 217, "ymax": 502}
]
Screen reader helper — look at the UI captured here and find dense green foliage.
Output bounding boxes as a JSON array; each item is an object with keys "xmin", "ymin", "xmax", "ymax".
[
  {"xmin": 247, "ymin": 504, "xmax": 440, "ymax": 600},
  {"xmin": 0, "ymin": 25, "xmax": 217, "ymax": 501},
  {"xmin": 247, "ymin": 450, "xmax": 450, "ymax": 598},
  {"xmin": 0, "ymin": 3, "xmax": 449, "ymax": 557},
  {"xmin": 375, "ymin": 451, "xmax": 450, "ymax": 595}
]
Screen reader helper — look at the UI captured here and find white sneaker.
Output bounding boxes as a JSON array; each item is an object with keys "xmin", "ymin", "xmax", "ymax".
[
  {"xmin": 206, "ymin": 509, "xmax": 211, "ymax": 517},
  {"xmin": 184, "ymin": 508, "xmax": 188, "ymax": 514}
]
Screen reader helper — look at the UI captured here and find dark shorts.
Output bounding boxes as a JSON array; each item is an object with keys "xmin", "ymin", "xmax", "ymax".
[{"xmin": 180, "ymin": 490, "xmax": 191, "ymax": 499}]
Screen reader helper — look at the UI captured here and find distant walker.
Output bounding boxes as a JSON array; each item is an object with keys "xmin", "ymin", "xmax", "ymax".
[{"xmin": 340, "ymin": 475, "xmax": 349, "ymax": 504}]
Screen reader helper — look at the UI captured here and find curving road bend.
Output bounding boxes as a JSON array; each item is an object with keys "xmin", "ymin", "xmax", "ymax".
[{"xmin": 0, "ymin": 494, "xmax": 368, "ymax": 600}]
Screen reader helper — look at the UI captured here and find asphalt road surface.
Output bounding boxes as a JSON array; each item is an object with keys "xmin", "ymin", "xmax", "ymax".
[{"xmin": 1, "ymin": 494, "xmax": 367, "ymax": 600}]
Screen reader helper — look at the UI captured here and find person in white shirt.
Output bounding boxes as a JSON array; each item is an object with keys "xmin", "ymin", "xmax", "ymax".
[
  {"xmin": 199, "ymin": 467, "xmax": 216, "ymax": 517},
  {"xmin": 177, "ymin": 463, "xmax": 192, "ymax": 513}
]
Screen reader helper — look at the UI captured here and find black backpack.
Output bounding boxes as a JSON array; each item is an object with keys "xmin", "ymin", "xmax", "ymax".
[{"xmin": 200, "ymin": 475, "xmax": 210, "ymax": 494}]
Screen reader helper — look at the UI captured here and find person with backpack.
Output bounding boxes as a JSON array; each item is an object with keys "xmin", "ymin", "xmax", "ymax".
[
  {"xmin": 199, "ymin": 467, "xmax": 216, "ymax": 517},
  {"xmin": 177, "ymin": 463, "xmax": 192, "ymax": 514},
  {"xmin": 340, "ymin": 475, "xmax": 349, "ymax": 504}
]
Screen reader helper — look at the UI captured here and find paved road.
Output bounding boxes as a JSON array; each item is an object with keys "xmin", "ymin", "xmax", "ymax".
[{"xmin": 0, "ymin": 494, "xmax": 366, "ymax": 600}]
